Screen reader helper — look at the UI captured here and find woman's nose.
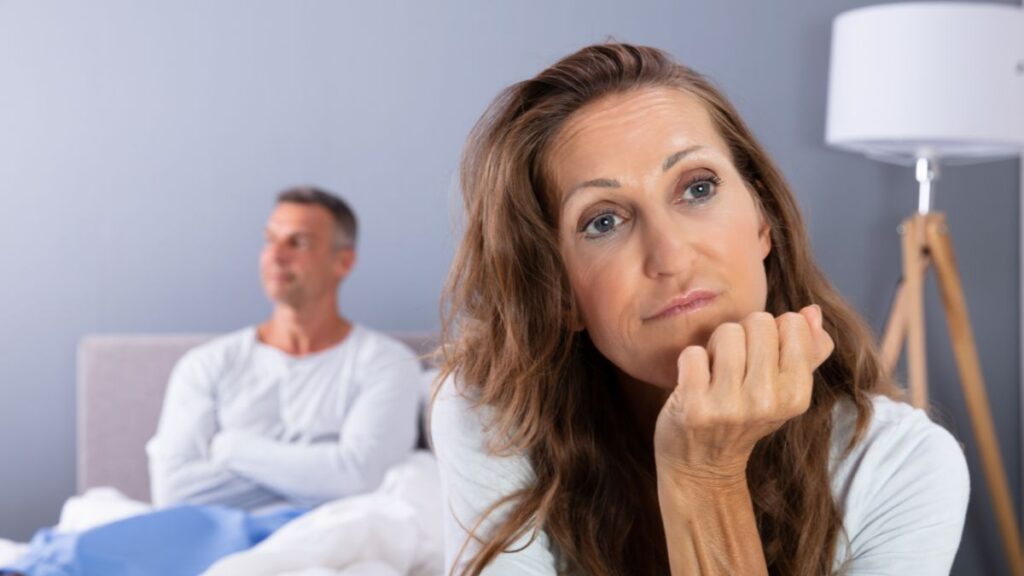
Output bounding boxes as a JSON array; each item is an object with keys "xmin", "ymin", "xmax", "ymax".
[{"xmin": 641, "ymin": 212, "xmax": 695, "ymax": 279}]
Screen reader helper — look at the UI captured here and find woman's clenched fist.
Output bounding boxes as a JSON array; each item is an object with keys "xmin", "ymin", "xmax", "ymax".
[{"xmin": 653, "ymin": 305, "xmax": 835, "ymax": 485}]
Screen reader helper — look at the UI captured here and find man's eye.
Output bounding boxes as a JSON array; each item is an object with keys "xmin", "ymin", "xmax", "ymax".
[{"xmin": 582, "ymin": 212, "xmax": 623, "ymax": 238}]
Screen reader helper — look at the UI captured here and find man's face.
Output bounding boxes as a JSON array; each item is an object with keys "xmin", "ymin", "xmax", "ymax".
[{"xmin": 260, "ymin": 202, "xmax": 354, "ymax": 308}]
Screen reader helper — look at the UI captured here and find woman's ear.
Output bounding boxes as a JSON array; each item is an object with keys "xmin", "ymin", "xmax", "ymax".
[
  {"xmin": 758, "ymin": 219, "xmax": 772, "ymax": 260},
  {"xmin": 748, "ymin": 180, "xmax": 772, "ymax": 261}
]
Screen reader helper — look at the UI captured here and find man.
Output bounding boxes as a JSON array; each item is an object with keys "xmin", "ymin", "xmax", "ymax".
[{"xmin": 146, "ymin": 186, "xmax": 421, "ymax": 510}]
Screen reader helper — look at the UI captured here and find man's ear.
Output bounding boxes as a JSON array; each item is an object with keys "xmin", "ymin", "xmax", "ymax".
[{"xmin": 334, "ymin": 248, "xmax": 356, "ymax": 280}]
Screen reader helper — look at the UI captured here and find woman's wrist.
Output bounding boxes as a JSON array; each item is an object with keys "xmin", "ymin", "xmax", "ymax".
[
  {"xmin": 656, "ymin": 466, "xmax": 751, "ymax": 512},
  {"xmin": 655, "ymin": 453, "xmax": 750, "ymax": 493}
]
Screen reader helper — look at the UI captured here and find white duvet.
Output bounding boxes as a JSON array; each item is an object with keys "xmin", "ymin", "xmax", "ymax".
[
  {"xmin": 0, "ymin": 451, "xmax": 443, "ymax": 576},
  {"xmin": 0, "ymin": 539, "xmax": 28, "ymax": 568}
]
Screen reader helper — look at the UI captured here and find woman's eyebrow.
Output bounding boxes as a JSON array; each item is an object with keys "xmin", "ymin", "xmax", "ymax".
[
  {"xmin": 563, "ymin": 178, "xmax": 620, "ymax": 207},
  {"xmin": 573, "ymin": 177, "xmax": 620, "ymax": 192},
  {"xmin": 563, "ymin": 145, "xmax": 708, "ymax": 208},
  {"xmin": 662, "ymin": 145, "xmax": 705, "ymax": 172}
]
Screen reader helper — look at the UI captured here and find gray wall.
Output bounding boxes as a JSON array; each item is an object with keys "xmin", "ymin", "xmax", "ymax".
[{"xmin": 0, "ymin": 1, "xmax": 1018, "ymax": 574}]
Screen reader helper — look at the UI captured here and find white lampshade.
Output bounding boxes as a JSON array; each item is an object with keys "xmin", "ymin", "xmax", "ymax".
[{"xmin": 826, "ymin": 2, "xmax": 1024, "ymax": 164}]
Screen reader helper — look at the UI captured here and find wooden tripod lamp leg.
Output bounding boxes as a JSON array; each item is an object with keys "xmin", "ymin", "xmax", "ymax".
[
  {"xmin": 881, "ymin": 256, "xmax": 932, "ymax": 379},
  {"xmin": 903, "ymin": 215, "xmax": 930, "ymax": 409},
  {"xmin": 881, "ymin": 279, "xmax": 908, "ymax": 377},
  {"xmin": 926, "ymin": 214, "xmax": 1024, "ymax": 576}
]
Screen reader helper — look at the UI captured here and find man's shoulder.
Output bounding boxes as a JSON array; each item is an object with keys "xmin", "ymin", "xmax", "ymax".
[
  {"xmin": 348, "ymin": 325, "xmax": 419, "ymax": 364},
  {"xmin": 175, "ymin": 327, "xmax": 256, "ymax": 372}
]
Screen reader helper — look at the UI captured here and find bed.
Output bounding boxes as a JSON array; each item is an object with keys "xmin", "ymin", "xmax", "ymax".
[
  {"xmin": 76, "ymin": 331, "xmax": 440, "ymax": 503},
  {"xmin": 2, "ymin": 331, "xmax": 445, "ymax": 573},
  {"xmin": 10, "ymin": 331, "xmax": 448, "ymax": 575}
]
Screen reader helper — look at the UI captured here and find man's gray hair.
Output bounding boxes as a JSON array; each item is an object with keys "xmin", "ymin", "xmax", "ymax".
[{"xmin": 276, "ymin": 186, "xmax": 358, "ymax": 249}]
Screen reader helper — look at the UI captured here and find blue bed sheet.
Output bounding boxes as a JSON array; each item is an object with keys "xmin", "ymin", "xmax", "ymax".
[{"xmin": 1, "ymin": 505, "xmax": 304, "ymax": 576}]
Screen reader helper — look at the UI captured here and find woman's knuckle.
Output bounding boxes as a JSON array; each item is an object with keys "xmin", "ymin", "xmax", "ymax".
[{"xmin": 715, "ymin": 322, "xmax": 744, "ymax": 340}]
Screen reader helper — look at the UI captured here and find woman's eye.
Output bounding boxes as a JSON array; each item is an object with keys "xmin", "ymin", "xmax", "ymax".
[
  {"xmin": 582, "ymin": 212, "xmax": 623, "ymax": 238},
  {"xmin": 682, "ymin": 176, "xmax": 721, "ymax": 203}
]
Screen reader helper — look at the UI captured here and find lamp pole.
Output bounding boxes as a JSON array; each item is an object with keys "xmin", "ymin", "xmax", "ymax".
[{"xmin": 915, "ymin": 156, "xmax": 937, "ymax": 215}]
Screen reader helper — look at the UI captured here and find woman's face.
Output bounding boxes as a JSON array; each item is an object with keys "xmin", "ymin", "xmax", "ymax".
[{"xmin": 549, "ymin": 87, "xmax": 771, "ymax": 389}]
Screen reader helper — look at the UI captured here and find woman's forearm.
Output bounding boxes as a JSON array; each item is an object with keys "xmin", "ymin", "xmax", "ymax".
[
  {"xmin": 657, "ymin": 471, "xmax": 768, "ymax": 576},
  {"xmin": 652, "ymin": 308, "xmax": 832, "ymax": 575}
]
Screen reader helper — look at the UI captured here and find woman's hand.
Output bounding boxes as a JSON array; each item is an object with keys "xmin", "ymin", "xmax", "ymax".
[
  {"xmin": 653, "ymin": 305, "xmax": 835, "ymax": 485},
  {"xmin": 653, "ymin": 306, "xmax": 834, "ymax": 575}
]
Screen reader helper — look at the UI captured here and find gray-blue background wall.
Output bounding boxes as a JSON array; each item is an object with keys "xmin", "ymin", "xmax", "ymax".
[{"xmin": 0, "ymin": 1, "xmax": 1019, "ymax": 574}]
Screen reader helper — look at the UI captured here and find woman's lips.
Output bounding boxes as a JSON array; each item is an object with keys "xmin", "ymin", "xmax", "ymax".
[{"xmin": 646, "ymin": 290, "xmax": 718, "ymax": 321}]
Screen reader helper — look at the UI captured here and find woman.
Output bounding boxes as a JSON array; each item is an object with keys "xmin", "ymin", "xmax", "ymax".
[{"xmin": 431, "ymin": 43, "xmax": 968, "ymax": 576}]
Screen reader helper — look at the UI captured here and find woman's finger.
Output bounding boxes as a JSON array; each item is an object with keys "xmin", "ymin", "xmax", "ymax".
[
  {"xmin": 777, "ymin": 312, "xmax": 813, "ymax": 380},
  {"xmin": 676, "ymin": 344, "xmax": 712, "ymax": 391},
  {"xmin": 799, "ymin": 304, "xmax": 835, "ymax": 370},
  {"xmin": 741, "ymin": 312, "xmax": 778, "ymax": 390},
  {"xmin": 670, "ymin": 345, "xmax": 712, "ymax": 420},
  {"xmin": 706, "ymin": 322, "xmax": 746, "ymax": 399}
]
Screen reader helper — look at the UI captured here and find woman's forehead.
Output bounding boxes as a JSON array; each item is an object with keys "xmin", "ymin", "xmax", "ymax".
[{"xmin": 548, "ymin": 88, "xmax": 731, "ymax": 193}]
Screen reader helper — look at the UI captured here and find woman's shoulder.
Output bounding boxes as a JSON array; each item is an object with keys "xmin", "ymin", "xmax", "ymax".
[
  {"xmin": 829, "ymin": 394, "xmax": 970, "ymax": 573},
  {"xmin": 830, "ymin": 394, "xmax": 967, "ymax": 476},
  {"xmin": 430, "ymin": 374, "xmax": 558, "ymax": 574},
  {"xmin": 429, "ymin": 374, "xmax": 534, "ymax": 479},
  {"xmin": 430, "ymin": 374, "xmax": 487, "ymax": 447}
]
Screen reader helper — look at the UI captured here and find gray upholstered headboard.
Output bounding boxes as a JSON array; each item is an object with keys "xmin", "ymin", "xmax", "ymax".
[{"xmin": 76, "ymin": 331, "xmax": 439, "ymax": 502}]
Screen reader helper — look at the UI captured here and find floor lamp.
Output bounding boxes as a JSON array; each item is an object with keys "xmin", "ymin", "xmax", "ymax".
[{"xmin": 826, "ymin": 3, "xmax": 1024, "ymax": 574}]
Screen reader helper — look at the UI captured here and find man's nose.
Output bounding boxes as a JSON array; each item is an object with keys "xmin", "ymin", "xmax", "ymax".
[
  {"xmin": 641, "ymin": 211, "xmax": 695, "ymax": 279},
  {"xmin": 265, "ymin": 241, "xmax": 291, "ymax": 264}
]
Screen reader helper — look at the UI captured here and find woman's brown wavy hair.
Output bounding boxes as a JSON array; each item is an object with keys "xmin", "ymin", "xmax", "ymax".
[{"xmin": 437, "ymin": 42, "xmax": 898, "ymax": 576}]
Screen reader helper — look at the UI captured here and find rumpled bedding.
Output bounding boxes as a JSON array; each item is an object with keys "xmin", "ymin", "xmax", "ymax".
[
  {"xmin": 1, "ymin": 499, "xmax": 303, "ymax": 576},
  {"xmin": 204, "ymin": 451, "xmax": 442, "ymax": 576},
  {"xmin": 0, "ymin": 542, "xmax": 28, "ymax": 570},
  {"xmin": 0, "ymin": 486, "xmax": 156, "ymax": 573},
  {"xmin": 1, "ymin": 451, "xmax": 442, "ymax": 576}
]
